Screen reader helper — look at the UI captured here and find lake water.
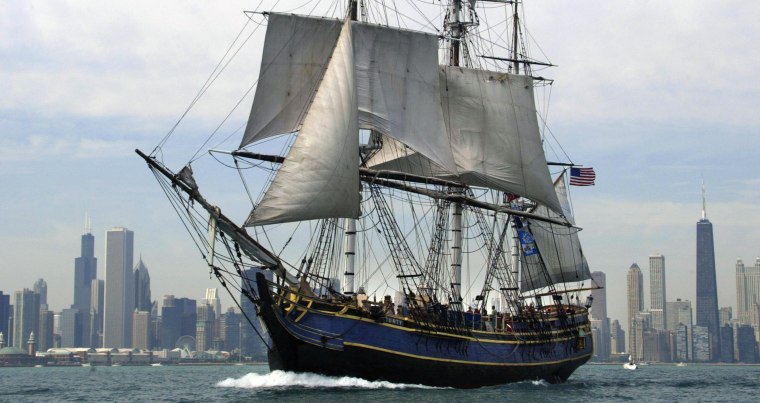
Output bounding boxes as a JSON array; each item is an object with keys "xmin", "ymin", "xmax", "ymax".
[{"xmin": 0, "ymin": 363, "xmax": 758, "ymax": 402}]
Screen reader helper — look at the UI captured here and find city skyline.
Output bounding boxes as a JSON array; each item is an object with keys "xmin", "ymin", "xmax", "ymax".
[
  {"xmin": 0, "ymin": 210, "xmax": 758, "ymax": 336},
  {"xmin": 2, "ymin": 1, "xmax": 760, "ymax": 332}
]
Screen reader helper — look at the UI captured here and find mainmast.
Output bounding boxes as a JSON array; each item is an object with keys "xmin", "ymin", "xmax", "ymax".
[
  {"xmin": 511, "ymin": 1, "xmax": 520, "ymax": 74},
  {"xmin": 343, "ymin": 0, "xmax": 360, "ymax": 296},
  {"xmin": 448, "ymin": 0, "xmax": 464, "ymax": 303}
]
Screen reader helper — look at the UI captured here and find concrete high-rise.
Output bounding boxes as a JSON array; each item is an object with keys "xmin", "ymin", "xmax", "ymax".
[
  {"xmin": 695, "ymin": 187, "xmax": 720, "ymax": 360},
  {"xmin": 649, "ymin": 255, "xmax": 666, "ymax": 331},
  {"xmin": 134, "ymin": 258, "xmax": 152, "ymax": 312},
  {"xmin": 627, "ymin": 263, "xmax": 644, "ymax": 358},
  {"xmin": 90, "ymin": 279, "xmax": 104, "ymax": 347},
  {"xmin": 734, "ymin": 324, "xmax": 758, "ymax": 362},
  {"xmin": 33, "ymin": 279, "xmax": 47, "ymax": 309},
  {"xmin": 610, "ymin": 319, "xmax": 625, "ymax": 354},
  {"xmin": 202, "ymin": 288, "xmax": 222, "ymax": 318},
  {"xmin": 103, "ymin": 227, "xmax": 134, "ymax": 348},
  {"xmin": 132, "ymin": 310, "xmax": 151, "ymax": 350},
  {"xmin": 220, "ymin": 308, "xmax": 241, "ymax": 353},
  {"xmin": 590, "ymin": 271, "xmax": 607, "ymax": 321},
  {"xmin": 666, "ymin": 299, "xmax": 692, "ymax": 332},
  {"xmin": 12, "ymin": 289, "xmax": 40, "ymax": 351},
  {"xmin": 38, "ymin": 308, "xmax": 54, "ymax": 351},
  {"xmin": 692, "ymin": 325, "xmax": 711, "ymax": 361},
  {"xmin": 589, "ymin": 271, "xmax": 609, "ymax": 361},
  {"xmin": 60, "ymin": 308, "xmax": 83, "ymax": 347},
  {"xmin": 195, "ymin": 303, "xmax": 215, "ymax": 352},
  {"xmin": 736, "ymin": 257, "xmax": 760, "ymax": 325},
  {"xmin": 719, "ymin": 307, "xmax": 732, "ymax": 327}
]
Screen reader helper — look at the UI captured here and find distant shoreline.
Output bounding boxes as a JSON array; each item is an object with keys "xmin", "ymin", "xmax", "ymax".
[
  {"xmin": 0, "ymin": 361, "xmax": 269, "ymax": 368},
  {"xmin": 587, "ymin": 362, "xmax": 760, "ymax": 366}
]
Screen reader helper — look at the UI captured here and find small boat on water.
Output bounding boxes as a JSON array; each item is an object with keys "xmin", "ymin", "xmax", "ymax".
[
  {"xmin": 676, "ymin": 362, "xmax": 687, "ymax": 367},
  {"xmin": 151, "ymin": 363, "xmax": 162, "ymax": 367},
  {"xmin": 623, "ymin": 355, "xmax": 637, "ymax": 370}
]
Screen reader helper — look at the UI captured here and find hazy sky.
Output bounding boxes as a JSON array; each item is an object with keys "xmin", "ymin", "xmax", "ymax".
[{"xmin": 1, "ymin": 1, "xmax": 758, "ymax": 331}]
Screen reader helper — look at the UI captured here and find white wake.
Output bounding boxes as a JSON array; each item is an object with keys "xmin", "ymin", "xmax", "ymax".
[{"xmin": 216, "ymin": 370, "xmax": 437, "ymax": 389}]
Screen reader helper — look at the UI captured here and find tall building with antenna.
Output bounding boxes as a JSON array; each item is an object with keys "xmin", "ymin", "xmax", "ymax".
[
  {"xmin": 696, "ymin": 184, "xmax": 720, "ymax": 360},
  {"xmin": 73, "ymin": 215, "xmax": 97, "ymax": 346}
]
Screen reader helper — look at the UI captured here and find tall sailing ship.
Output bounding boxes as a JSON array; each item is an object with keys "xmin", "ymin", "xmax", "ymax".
[{"xmin": 137, "ymin": 0, "xmax": 597, "ymax": 388}]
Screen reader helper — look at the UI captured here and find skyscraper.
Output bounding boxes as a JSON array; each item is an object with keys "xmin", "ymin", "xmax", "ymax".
[
  {"xmin": 719, "ymin": 307, "xmax": 732, "ymax": 327},
  {"xmin": 12, "ymin": 289, "xmax": 40, "ymax": 351},
  {"xmin": 38, "ymin": 309, "xmax": 54, "ymax": 351},
  {"xmin": 74, "ymin": 227, "xmax": 97, "ymax": 346},
  {"xmin": 134, "ymin": 258, "xmax": 152, "ymax": 312},
  {"xmin": 627, "ymin": 263, "xmax": 644, "ymax": 359},
  {"xmin": 90, "ymin": 279, "xmax": 104, "ymax": 347},
  {"xmin": 695, "ymin": 187, "xmax": 720, "ymax": 360},
  {"xmin": 74, "ymin": 230, "xmax": 97, "ymax": 313},
  {"xmin": 610, "ymin": 319, "xmax": 625, "ymax": 354},
  {"xmin": 160, "ymin": 295, "xmax": 180, "ymax": 349},
  {"xmin": 736, "ymin": 257, "xmax": 760, "ymax": 325},
  {"xmin": 60, "ymin": 308, "xmax": 83, "ymax": 347},
  {"xmin": 590, "ymin": 271, "xmax": 609, "ymax": 361},
  {"xmin": 202, "ymin": 288, "xmax": 222, "ymax": 318},
  {"xmin": 132, "ymin": 310, "xmax": 151, "ymax": 350},
  {"xmin": 590, "ymin": 271, "xmax": 607, "ymax": 321},
  {"xmin": 734, "ymin": 324, "xmax": 758, "ymax": 362},
  {"xmin": 0, "ymin": 291, "xmax": 11, "ymax": 346},
  {"xmin": 196, "ymin": 303, "xmax": 215, "ymax": 352},
  {"xmin": 220, "ymin": 308, "xmax": 242, "ymax": 353},
  {"xmin": 103, "ymin": 227, "xmax": 134, "ymax": 348},
  {"xmin": 666, "ymin": 299, "xmax": 693, "ymax": 332},
  {"xmin": 33, "ymin": 279, "xmax": 47, "ymax": 309},
  {"xmin": 649, "ymin": 254, "xmax": 667, "ymax": 331}
]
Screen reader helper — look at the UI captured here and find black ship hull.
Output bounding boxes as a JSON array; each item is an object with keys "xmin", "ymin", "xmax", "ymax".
[{"xmin": 255, "ymin": 273, "xmax": 592, "ymax": 388}]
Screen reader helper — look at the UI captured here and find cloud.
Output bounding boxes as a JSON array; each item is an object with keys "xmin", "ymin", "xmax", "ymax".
[
  {"xmin": 0, "ymin": 134, "xmax": 137, "ymax": 161},
  {"xmin": 1, "ymin": 0, "xmax": 267, "ymax": 122},
  {"xmin": 522, "ymin": 1, "xmax": 760, "ymax": 127}
]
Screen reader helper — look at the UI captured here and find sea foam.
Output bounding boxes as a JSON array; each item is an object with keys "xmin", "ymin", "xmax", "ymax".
[{"xmin": 216, "ymin": 370, "xmax": 437, "ymax": 390}]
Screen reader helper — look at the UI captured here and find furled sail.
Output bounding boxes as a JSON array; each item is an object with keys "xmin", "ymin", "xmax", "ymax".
[
  {"xmin": 246, "ymin": 20, "xmax": 360, "ymax": 225},
  {"xmin": 240, "ymin": 13, "xmax": 342, "ymax": 146},
  {"xmin": 519, "ymin": 172, "xmax": 592, "ymax": 292},
  {"xmin": 352, "ymin": 22, "xmax": 457, "ymax": 173}
]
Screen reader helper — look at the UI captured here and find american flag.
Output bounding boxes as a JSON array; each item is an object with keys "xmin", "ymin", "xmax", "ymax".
[{"xmin": 569, "ymin": 167, "xmax": 596, "ymax": 186}]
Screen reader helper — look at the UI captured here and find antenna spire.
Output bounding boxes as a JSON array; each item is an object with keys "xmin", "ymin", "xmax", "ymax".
[
  {"xmin": 85, "ymin": 213, "xmax": 92, "ymax": 234},
  {"xmin": 701, "ymin": 180, "xmax": 707, "ymax": 220}
]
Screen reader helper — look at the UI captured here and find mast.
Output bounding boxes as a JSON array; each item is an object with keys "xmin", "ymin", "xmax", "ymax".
[
  {"xmin": 512, "ymin": 0, "xmax": 520, "ymax": 74},
  {"xmin": 449, "ymin": 0, "xmax": 462, "ymax": 66},
  {"xmin": 448, "ymin": 0, "xmax": 464, "ymax": 303},
  {"xmin": 343, "ymin": 0, "xmax": 359, "ymax": 296}
]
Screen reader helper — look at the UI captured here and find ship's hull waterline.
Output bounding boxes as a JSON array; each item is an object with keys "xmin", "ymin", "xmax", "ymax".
[{"xmin": 256, "ymin": 273, "xmax": 592, "ymax": 388}]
